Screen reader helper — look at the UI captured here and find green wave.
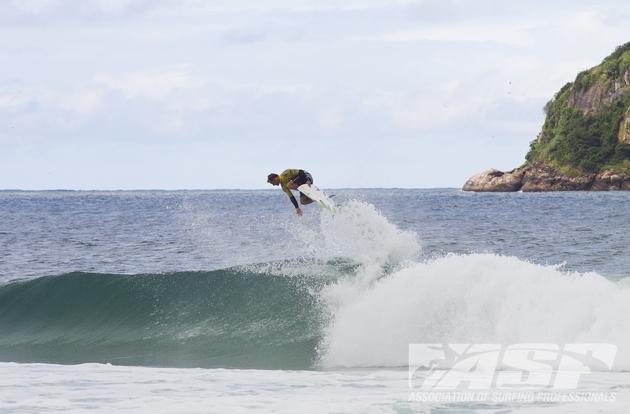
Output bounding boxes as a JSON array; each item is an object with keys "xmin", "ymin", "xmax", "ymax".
[{"xmin": 0, "ymin": 265, "xmax": 341, "ymax": 369}]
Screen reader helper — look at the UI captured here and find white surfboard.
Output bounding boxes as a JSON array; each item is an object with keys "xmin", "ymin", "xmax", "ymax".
[{"xmin": 297, "ymin": 184, "xmax": 336, "ymax": 213}]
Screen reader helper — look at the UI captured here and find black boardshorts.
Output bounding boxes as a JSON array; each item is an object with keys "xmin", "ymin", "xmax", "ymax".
[{"xmin": 293, "ymin": 170, "xmax": 313, "ymax": 187}]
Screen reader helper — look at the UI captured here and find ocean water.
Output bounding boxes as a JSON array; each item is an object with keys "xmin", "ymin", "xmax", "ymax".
[{"xmin": 1, "ymin": 189, "xmax": 629, "ymax": 413}]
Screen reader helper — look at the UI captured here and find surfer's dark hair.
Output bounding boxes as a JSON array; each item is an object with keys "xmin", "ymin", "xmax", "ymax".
[{"xmin": 267, "ymin": 173, "xmax": 279, "ymax": 183}]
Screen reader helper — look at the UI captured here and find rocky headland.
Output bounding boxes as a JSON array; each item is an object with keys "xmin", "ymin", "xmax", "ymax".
[{"xmin": 464, "ymin": 42, "xmax": 630, "ymax": 192}]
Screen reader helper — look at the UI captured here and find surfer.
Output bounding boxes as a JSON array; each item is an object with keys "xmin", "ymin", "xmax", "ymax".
[{"xmin": 267, "ymin": 169, "xmax": 314, "ymax": 216}]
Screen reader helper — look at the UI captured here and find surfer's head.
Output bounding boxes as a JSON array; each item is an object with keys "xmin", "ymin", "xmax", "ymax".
[{"xmin": 267, "ymin": 173, "xmax": 280, "ymax": 186}]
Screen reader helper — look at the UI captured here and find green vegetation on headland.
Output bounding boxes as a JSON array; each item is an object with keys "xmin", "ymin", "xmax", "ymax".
[{"xmin": 525, "ymin": 42, "xmax": 630, "ymax": 175}]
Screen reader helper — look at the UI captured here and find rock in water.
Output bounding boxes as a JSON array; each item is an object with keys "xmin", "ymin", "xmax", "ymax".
[{"xmin": 462, "ymin": 169, "xmax": 524, "ymax": 192}]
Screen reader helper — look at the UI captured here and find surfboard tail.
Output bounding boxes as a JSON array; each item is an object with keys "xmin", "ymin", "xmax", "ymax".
[{"xmin": 298, "ymin": 184, "xmax": 336, "ymax": 212}]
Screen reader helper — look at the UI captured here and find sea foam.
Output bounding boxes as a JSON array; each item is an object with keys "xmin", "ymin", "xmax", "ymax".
[{"xmin": 313, "ymin": 202, "xmax": 630, "ymax": 371}]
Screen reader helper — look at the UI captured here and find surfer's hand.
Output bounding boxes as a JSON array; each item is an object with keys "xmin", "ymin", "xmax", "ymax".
[{"xmin": 296, "ymin": 208, "xmax": 303, "ymax": 217}]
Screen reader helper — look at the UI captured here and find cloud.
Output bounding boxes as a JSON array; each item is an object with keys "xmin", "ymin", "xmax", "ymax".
[
  {"xmin": 0, "ymin": 83, "xmax": 103, "ymax": 117},
  {"xmin": 4, "ymin": 0, "xmax": 168, "ymax": 17},
  {"xmin": 0, "ymin": 0, "xmax": 176, "ymax": 29},
  {"xmin": 375, "ymin": 22, "xmax": 535, "ymax": 47},
  {"xmin": 0, "ymin": 86, "xmax": 33, "ymax": 111},
  {"xmin": 0, "ymin": 62, "xmax": 323, "ymax": 142},
  {"xmin": 94, "ymin": 67, "xmax": 206, "ymax": 101},
  {"xmin": 7, "ymin": 0, "xmax": 58, "ymax": 14}
]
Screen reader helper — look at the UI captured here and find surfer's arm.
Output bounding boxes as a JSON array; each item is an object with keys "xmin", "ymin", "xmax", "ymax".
[
  {"xmin": 284, "ymin": 189, "xmax": 299, "ymax": 209},
  {"xmin": 289, "ymin": 194, "xmax": 302, "ymax": 216}
]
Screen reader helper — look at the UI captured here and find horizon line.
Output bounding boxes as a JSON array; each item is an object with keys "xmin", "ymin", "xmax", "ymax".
[{"xmin": 0, "ymin": 187, "xmax": 459, "ymax": 192}]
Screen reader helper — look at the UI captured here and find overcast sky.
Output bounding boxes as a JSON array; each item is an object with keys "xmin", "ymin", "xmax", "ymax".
[{"xmin": 1, "ymin": 0, "xmax": 629, "ymax": 189}]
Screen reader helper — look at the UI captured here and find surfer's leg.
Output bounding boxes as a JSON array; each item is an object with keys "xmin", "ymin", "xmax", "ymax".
[{"xmin": 300, "ymin": 192, "xmax": 314, "ymax": 205}]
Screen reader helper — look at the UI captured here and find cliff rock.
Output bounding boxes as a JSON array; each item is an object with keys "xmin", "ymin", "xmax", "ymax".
[
  {"xmin": 619, "ymin": 107, "xmax": 630, "ymax": 144},
  {"xmin": 591, "ymin": 170, "xmax": 630, "ymax": 190},
  {"xmin": 519, "ymin": 163, "xmax": 594, "ymax": 192}
]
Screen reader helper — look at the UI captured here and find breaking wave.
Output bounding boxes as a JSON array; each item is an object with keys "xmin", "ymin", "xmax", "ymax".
[{"xmin": 1, "ymin": 201, "xmax": 629, "ymax": 371}]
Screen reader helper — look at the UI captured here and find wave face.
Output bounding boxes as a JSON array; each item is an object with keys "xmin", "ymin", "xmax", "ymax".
[
  {"xmin": 0, "ymin": 268, "xmax": 330, "ymax": 369},
  {"xmin": 1, "ymin": 200, "xmax": 629, "ymax": 371}
]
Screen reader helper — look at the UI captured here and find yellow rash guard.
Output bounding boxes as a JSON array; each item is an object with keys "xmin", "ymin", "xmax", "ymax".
[
  {"xmin": 279, "ymin": 169, "xmax": 301, "ymax": 209},
  {"xmin": 279, "ymin": 169, "xmax": 301, "ymax": 196}
]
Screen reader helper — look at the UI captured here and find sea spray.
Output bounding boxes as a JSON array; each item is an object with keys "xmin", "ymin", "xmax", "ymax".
[
  {"xmin": 295, "ymin": 200, "xmax": 422, "ymax": 313},
  {"xmin": 290, "ymin": 200, "xmax": 420, "ymax": 271}
]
